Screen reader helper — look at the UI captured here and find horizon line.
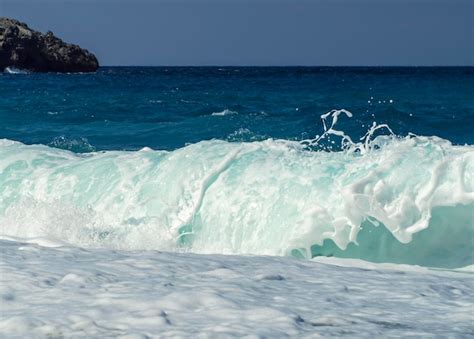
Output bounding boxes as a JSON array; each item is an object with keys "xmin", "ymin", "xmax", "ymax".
[{"xmin": 98, "ymin": 65, "xmax": 474, "ymax": 68}]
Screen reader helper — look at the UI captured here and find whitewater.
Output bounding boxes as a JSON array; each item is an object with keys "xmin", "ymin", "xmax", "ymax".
[{"xmin": 1, "ymin": 239, "xmax": 473, "ymax": 337}]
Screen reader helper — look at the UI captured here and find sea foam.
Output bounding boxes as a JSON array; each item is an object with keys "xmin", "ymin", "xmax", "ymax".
[{"xmin": 212, "ymin": 109, "xmax": 238, "ymax": 116}]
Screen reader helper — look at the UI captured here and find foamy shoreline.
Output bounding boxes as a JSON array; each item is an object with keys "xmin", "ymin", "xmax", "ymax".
[{"xmin": 1, "ymin": 239, "xmax": 472, "ymax": 337}]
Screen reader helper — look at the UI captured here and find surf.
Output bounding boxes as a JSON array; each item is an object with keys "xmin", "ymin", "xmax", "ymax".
[{"xmin": 0, "ymin": 111, "xmax": 472, "ymax": 268}]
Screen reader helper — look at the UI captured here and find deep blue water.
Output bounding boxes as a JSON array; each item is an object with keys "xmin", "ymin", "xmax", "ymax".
[{"xmin": 1, "ymin": 67, "xmax": 473, "ymax": 151}]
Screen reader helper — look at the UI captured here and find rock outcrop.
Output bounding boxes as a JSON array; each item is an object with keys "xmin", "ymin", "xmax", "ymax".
[{"xmin": 0, "ymin": 18, "xmax": 99, "ymax": 73}]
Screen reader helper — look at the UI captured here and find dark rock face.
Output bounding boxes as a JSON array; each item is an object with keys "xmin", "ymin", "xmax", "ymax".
[{"xmin": 0, "ymin": 18, "xmax": 99, "ymax": 73}]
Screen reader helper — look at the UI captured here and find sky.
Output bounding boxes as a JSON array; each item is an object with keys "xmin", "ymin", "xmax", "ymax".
[{"xmin": 1, "ymin": 0, "xmax": 473, "ymax": 66}]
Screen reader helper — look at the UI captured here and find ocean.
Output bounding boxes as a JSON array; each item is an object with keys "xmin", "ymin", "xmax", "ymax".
[
  {"xmin": 2, "ymin": 67, "xmax": 474, "ymax": 150},
  {"xmin": 1, "ymin": 67, "xmax": 473, "ymax": 336}
]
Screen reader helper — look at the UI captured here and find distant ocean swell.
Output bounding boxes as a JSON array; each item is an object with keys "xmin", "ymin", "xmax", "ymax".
[{"xmin": 0, "ymin": 112, "xmax": 472, "ymax": 268}]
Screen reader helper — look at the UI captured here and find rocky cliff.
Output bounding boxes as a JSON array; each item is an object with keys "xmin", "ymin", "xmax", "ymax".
[{"xmin": 0, "ymin": 18, "xmax": 99, "ymax": 73}]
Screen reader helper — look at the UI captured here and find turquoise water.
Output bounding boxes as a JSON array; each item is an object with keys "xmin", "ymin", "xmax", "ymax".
[{"xmin": 1, "ymin": 67, "xmax": 473, "ymax": 268}]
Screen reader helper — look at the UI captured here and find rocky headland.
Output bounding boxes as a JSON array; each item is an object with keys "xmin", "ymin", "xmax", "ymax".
[{"xmin": 0, "ymin": 18, "xmax": 99, "ymax": 73}]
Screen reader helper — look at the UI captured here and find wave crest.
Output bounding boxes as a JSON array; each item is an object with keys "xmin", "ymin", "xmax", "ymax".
[{"xmin": 0, "ymin": 111, "xmax": 472, "ymax": 268}]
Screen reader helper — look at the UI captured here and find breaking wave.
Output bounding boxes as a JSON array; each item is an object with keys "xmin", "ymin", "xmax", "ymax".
[{"xmin": 0, "ymin": 110, "xmax": 472, "ymax": 268}]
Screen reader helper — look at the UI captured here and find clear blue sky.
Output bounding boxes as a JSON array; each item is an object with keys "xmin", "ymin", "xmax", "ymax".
[{"xmin": 2, "ymin": 0, "xmax": 473, "ymax": 66}]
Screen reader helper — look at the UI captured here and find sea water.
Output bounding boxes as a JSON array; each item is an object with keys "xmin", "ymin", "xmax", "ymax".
[
  {"xmin": 1, "ymin": 66, "xmax": 472, "ymax": 267},
  {"xmin": 0, "ymin": 67, "xmax": 473, "ymax": 336}
]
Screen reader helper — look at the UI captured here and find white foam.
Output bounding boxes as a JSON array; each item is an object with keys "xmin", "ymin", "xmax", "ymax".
[
  {"xmin": 0, "ymin": 239, "xmax": 472, "ymax": 337},
  {"xmin": 211, "ymin": 109, "xmax": 238, "ymax": 116},
  {"xmin": 0, "ymin": 235, "xmax": 65, "ymax": 248},
  {"xmin": 4, "ymin": 66, "xmax": 30, "ymax": 74}
]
